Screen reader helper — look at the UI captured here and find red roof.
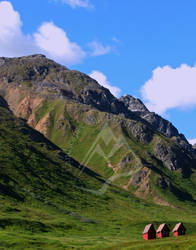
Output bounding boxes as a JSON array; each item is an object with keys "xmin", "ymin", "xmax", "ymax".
[
  {"xmin": 172, "ymin": 222, "xmax": 185, "ymax": 232},
  {"xmin": 156, "ymin": 223, "xmax": 170, "ymax": 233},
  {"xmin": 143, "ymin": 224, "xmax": 154, "ymax": 234}
]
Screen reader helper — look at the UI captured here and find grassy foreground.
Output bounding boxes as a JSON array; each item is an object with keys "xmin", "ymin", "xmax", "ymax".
[
  {"xmin": 1, "ymin": 232, "xmax": 196, "ymax": 249},
  {"xmin": 0, "ymin": 198, "xmax": 196, "ymax": 249}
]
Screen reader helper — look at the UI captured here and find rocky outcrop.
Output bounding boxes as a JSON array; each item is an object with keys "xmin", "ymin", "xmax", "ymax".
[
  {"xmin": 153, "ymin": 138, "xmax": 193, "ymax": 177},
  {"xmin": 120, "ymin": 95, "xmax": 191, "ymax": 150},
  {"xmin": 125, "ymin": 120, "xmax": 153, "ymax": 143},
  {"xmin": 119, "ymin": 95, "xmax": 148, "ymax": 113}
]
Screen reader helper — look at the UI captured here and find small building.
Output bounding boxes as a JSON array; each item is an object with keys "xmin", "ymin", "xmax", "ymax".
[
  {"xmin": 172, "ymin": 222, "xmax": 186, "ymax": 236},
  {"xmin": 157, "ymin": 223, "xmax": 170, "ymax": 238},
  {"xmin": 143, "ymin": 224, "xmax": 156, "ymax": 240}
]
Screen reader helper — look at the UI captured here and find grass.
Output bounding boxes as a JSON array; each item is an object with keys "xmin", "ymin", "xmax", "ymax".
[
  {"xmin": 0, "ymin": 203, "xmax": 196, "ymax": 249},
  {"xmin": 105, "ymin": 235, "xmax": 196, "ymax": 250},
  {"xmin": 0, "ymin": 96, "xmax": 196, "ymax": 248}
]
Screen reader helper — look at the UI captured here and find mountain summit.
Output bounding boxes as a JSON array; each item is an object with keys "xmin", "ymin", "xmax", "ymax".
[
  {"xmin": 0, "ymin": 54, "xmax": 195, "ymax": 206},
  {"xmin": 120, "ymin": 95, "xmax": 191, "ymax": 150}
]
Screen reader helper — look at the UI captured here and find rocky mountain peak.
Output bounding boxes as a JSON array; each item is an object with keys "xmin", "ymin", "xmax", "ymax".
[
  {"xmin": 119, "ymin": 94, "xmax": 191, "ymax": 150},
  {"xmin": 119, "ymin": 94, "xmax": 149, "ymax": 113}
]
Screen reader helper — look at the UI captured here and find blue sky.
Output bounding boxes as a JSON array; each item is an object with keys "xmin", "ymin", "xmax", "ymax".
[{"xmin": 1, "ymin": 0, "xmax": 196, "ymax": 143}]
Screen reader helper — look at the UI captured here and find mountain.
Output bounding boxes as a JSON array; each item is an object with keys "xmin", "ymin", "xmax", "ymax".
[
  {"xmin": 0, "ymin": 95, "xmax": 150, "ymax": 248},
  {"xmin": 0, "ymin": 56, "xmax": 196, "ymax": 248},
  {"xmin": 0, "ymin": 54, "xmax": 130, "ymax": 116},
  {"xmin": 119, "ymin": 95, "xmax": 191, "ymax": 150},
  {"xmin": 0, "ymin": 54, "xmax": 196, "ymax": 206}
]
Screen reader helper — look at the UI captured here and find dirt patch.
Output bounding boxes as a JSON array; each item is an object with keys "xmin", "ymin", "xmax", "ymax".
[{"xmin": 35, "ymin": 112, "xmax": 50, "ymax": 137}]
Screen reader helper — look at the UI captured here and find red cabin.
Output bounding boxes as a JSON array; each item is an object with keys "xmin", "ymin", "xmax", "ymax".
[
  {"xmin": 172, "ymin": 222, "xmax": 186, "ymax": 236},
  {"xmin": 157, "ymin": 223, "xmax": 170, "ymax": 238},
  {"xmin": 143, "ymin": 224, "xmax": 156, "ymax": 240}
]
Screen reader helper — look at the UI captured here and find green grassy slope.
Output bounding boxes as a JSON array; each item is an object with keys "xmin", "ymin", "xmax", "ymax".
[
  {"xmin": 0, "ymin": 98, "xmax": 196, "ymax": 249},
  {"xmin": 31, "ymin": 98, "xmax": 196, "ymax": 207},
  {"xmin": 106, "ymin": 235, "xmax": 196, "ymax": 250}
]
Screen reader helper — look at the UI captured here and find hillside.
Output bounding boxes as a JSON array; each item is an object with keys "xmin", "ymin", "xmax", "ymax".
[
  {"xmin": 0, "ymin": 96, "xmax": 195, "ymax": 249},
  {"xmin": 0, "ymin": 95, "xmax": 148, "ymax": 248},
  {"xmin": 0, "ymin": 55, "xmax": 196, "ymax": 248},
  {"xmin": 0, "ymin": 95, "xmax": 107, "ymax": 205}
]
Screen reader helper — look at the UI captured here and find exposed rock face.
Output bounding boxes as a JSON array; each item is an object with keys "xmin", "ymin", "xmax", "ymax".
[
  {"xmin": 120, "ymin": 95, "xmax": 148, "ymax": 113},
  {"xmin": 125, "ymin": 120, "xmax": 153, "ymax": 143},
  {"xmin": 153, "ymin": 139, "xmax": 193, "ymax": 177},
  {"xmin": 130, "ymin": 167, "xmax": 150, "ymax": 187},
  {"xmin": 120, "ymin": 95, "xmax": 191, "ymax": 150}
]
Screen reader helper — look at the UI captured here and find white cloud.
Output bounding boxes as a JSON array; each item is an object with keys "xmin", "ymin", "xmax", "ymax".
[
  {"xmin": 188, "ymin": 138, "xmax": 196, "ymax": 145},
  {"xmin": 88, "ymin": 41, "xmax": 111, "ymax": 56},
  {"xmin": 61, "ymin": 0, "xmax": 93, "ymax": 8},
  {"xmin": 89, "ymin": 70, "xmax": 121, "ymax": 97},
  {"xmin": 34, "ymin": 22, "xmax": 85, "ymax": 64},
  {"xmin": 0, "ymin": 1, "xmax": 37, "ymax": 57},
  {"xmin": 0, "ymin": 1, "xmax": 21, "ymax": 39},
  {"xmin": 141, "ymin": 64, "xmax": 196, "ymax": 114},
  {"xmin": 0, "ymin": 1, "xmax": 85, "ymax": 64}
]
